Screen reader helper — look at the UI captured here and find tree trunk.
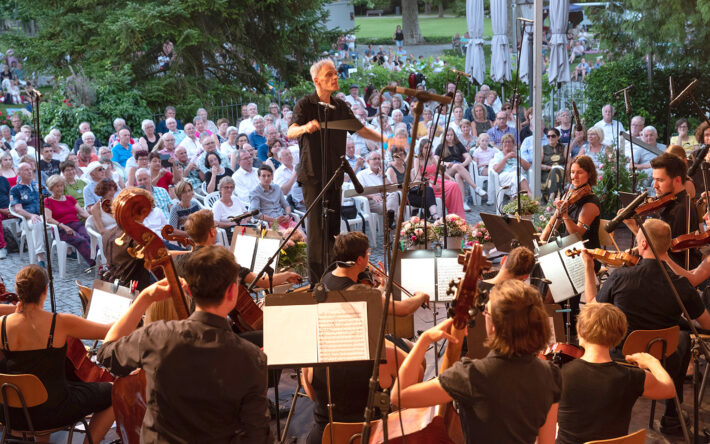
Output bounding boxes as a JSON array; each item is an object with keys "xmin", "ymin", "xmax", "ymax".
[
  {"xmin": 424, "ymin": 2, "xmax": 431, "ymax": 14},
  {"xmin": 438, "ymin": 1, "xmax": 444, "ymax": 17},
  {"xmin": 402, "ymin": 0, "xmax": 423, "ymax": 45}
]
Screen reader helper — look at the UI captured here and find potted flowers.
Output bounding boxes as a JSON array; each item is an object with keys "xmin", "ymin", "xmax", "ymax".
[
  {"xmin": 433, "ymin": 214, "xmax": 470, "ymax": 250},
  {"xmin": 469, "ymin": 221, "xmax": 492, "ymax": 248},
  {"xmin": 400, "ymin": 216, "xmax": 438, "ymax": 249}
]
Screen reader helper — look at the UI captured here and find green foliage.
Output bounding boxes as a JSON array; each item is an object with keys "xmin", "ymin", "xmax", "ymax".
[
  {"xmin": 592, "ymin": 147, "xmax": 647, "ymax": 219},
  {"xmin": 502, "ymin": 194, "xmax": 541, "ymax": 216},
  {"xmin": 582, "ymin": 56, "xmax": 710, "ymax": 140}
]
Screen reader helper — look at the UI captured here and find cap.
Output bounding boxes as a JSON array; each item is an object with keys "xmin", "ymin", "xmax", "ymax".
[
  {"xmin": 350, "ymin": 85, "xmax": 358, "ymax": 90},
  {"xmin": 85, "ymin": 161, "xmax": 103, "ymax": 175}
]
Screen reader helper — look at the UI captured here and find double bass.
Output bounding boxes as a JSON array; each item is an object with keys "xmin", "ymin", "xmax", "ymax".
[
  {"xmin": 369, "ymin": 243, "xmax": 491, "ymax": 443},
  {"xmin": 110, "ymin": 190, "xmax": 192, "ymax": 444}
]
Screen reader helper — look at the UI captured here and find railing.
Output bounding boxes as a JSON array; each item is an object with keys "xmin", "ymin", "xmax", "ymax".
[{"xmin": 543, "ymin": 81, "xmax": 588, "ymax": 127}]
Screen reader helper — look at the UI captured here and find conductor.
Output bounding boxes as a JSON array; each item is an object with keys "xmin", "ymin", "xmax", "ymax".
[{"xmin": 288, "ymin": 59, "xmax": 381, "ymax": 283}]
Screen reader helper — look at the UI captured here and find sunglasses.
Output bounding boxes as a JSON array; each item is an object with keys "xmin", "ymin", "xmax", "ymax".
[{"xmin": 547, "ymin": 134, "xmax": 558, "ymax": 138}]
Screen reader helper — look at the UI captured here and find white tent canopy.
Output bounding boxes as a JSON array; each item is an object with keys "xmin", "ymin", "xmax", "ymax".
[
  {"xmin": 489, "ymin": 0, "xmax": 511, "ymax": 83},
  {"xmin": 464, "ymin": 0, "xmax": 485, "ymax": 85},
  {"xmin": 548, "ymin": 0, "xmax": 571, "ymax": 85},
  {"xmin": 518, "ymin": 3, "xmax": 534, "ymax": 85}
]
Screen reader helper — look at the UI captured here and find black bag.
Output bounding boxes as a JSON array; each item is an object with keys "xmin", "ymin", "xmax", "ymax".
[{"xmin": 341, "ymin": 204, "xmax": 366, "ymax": 233}]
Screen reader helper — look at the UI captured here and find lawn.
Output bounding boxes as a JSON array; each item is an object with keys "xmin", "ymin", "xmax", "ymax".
[{"xmin": 354, "ymin": 15, "xmax": 493, "ymax": 41}]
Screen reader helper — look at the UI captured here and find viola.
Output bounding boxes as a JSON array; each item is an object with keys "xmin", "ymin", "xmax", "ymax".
[
  {"xmin": 369, "ymin": 244, "xmax": 491, "ymax": 444},
  {"xmin": 670, "ymin": 231, "xmax": 710, "ymax": 252},
  {"xmin": 634, "ymin": 192, "xmax": 676, "ymax": 217},
  {"xmin": 111, "ymin": 189, "xmax": 192, "ymax": 444},
  {"xmin": 565, "ymin": 247, "xmax": 640, "ymax": 267},
  {"xmin": 543, "ymin": 342, "xmax": 584, "ymax": 367},
  {"xmin": 540, "ymin": 184, "xmax": 593, "ymax": 243}
]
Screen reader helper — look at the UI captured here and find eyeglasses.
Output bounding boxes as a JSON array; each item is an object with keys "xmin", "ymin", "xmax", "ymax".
[{"xmin": 547, "ymin": 134, "xmax": 558, "ymax": 138}]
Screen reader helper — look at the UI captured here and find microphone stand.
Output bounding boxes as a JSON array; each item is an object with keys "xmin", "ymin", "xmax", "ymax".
[
  {"xmin": 318, "ymin": 103, "xmax": 331, "ymax": 282},
  {"xmin": 622, "ymin": 90, "xmax": 637, "ymax": 194},
  {"xmin": 422, "ymin": 101, "xmax": 448, "ymax": 249},
  {"xmin": 432, "ymin": 97, "xmax": 453, "ymax": 247},
  {"xmin": 509, "ymin": 18, "xmax": 528, "ymax": 214},
  {"xmin": 360, "ymin": 99, "xmax": 425, "ymax": 444},
  {"xmin": 245, "ymin": 159, "xmax": 350, "ymax": 293},
  {"xmin": 30, "ymin": 90, "xmax": 56, "ymax": 312}
]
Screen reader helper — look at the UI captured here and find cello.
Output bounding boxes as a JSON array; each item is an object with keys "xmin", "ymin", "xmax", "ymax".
[
  {"xmin": 110, "ymin": 189, "xmax": 192, "ymax": 444},
  {"xmin": 369, "ymin": 243, "xmax": 490, "ymax": 443}
]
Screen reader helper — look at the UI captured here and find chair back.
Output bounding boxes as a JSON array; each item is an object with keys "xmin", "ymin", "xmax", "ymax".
[
  {"xmin": 322, "ymin": 421, "xmax": 363, "ymax": 444},
  {"xmin": 0, "ymin": 374, "xmax": 48, "ymax": 408},
  {"xmin": 204, "ymin": 191, "xmax": 221, "ymax": 209},
  {"xmin": 598, "ymin": 219, "xmax": 614, "ymax": 248},
  {"xmin": 585, "ymin": 428, "xmax": 646, "ymax": 443},
  {"xmin": 621, "ymin": 326, "xmax": 680, "ymax": 361}
]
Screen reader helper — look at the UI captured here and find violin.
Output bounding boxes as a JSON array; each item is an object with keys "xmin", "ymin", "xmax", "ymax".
[
  {"xmin": 634, "ymin": 192, "xmax": 676, "ymax": 217},
  {"xmin": 543, "ymin": 342, "xmax": 584, "ymax": 367},
  {"xmin": 161, "ymin": 225, "xmax": 195, "ymax": 249},
  {"xmin": 670, "ymin": 231, "xmax": 710, "ymax": 252},
  {"xmin": 565, "ymin": 247, "xmax": 640, "ymax": 267},
  {"xmin": 111, "ymin": 189, "xmax": 192, "ymax": 444},
  {"xmin": 370, "ymin": 244, "xmax": 491, "ymax": 443},
  {"xmin": 540, "ymin": 184, "xmax": 593, "ymax": 243}
]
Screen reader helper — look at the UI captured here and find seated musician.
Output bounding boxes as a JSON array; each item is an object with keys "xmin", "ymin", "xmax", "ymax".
[
  {"xmin": 322, "ymin": 231, "xmax": 429, "ymax": 314},
  {"xmin": 301, "ymin": 284, "xmax": 418, "ymax": 444},
  {"xmin": 623, "ymin": 152, "xmax": 701, "ymax": 268},
  {"xmin": 97, "ymin": 246, "xmax": 272, "ymax": 442},
  {"xmin": 391, "ymin": 280, "xmax": 560, "ymax": 443},
  {"xmin": 583, "ymin": 218, "xmax": 710, "ymax": 435},
  {"xmin": 557, "ymin": 303, "xmax": 675, "ymax": 443},
  {"xmin": 0, "ymin": 265, "xmax": 114, "ymax": 443},
  {"xmin": 480, "ymin": 245, "xmax": 535, "ymax": 293}
]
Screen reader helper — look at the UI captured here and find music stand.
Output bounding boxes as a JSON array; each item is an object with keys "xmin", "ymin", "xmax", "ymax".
[{"xmin": 480, "ymin": 212, "xmax": 537, "ymax": 252}]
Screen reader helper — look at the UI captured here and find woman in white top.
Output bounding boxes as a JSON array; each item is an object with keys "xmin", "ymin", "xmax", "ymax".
[
  {"xmin": 220, "ymin": 126, "xmax": 239, "ymax": 158},
  {"xmin": 88, "ymin": 178, "xmax": 118, "ymax": 236},
  {"xmin": 212, "ymin": 176, "xmax": 247, "ymax": 244}
]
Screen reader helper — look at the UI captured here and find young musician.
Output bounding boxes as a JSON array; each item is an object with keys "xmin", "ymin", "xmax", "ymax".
[
  {"xmin": 557, "ymin": 303, "xmax": 675, "ymax": 443},
  {"xmin": 0, "ymin": 265, "xmax": 114, "ymax": 444},
  {"xmin": 623, "ymin": 152, "xmax": 701, "ymax": 268},
  {"xmin": 540, "ymin": 155, "xmax": 600, "ymax": 249},
  {"xmin": 392, "ymin": 280, "xmax": 560, "ymax": 444},
  {"xmin": 583, "ymin": 219, "xmax": 710, "ymax": 434},
  {"xmin": 97, "ymin": 246, "xmax": 272, "ymax": 442},
  {"xmin": 321, "ymin": 231, "xmax": 429, "ymax": 314}
]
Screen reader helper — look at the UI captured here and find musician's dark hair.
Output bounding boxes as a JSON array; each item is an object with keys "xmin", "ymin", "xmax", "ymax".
[
  {"xmin": 182, "ymin": 245, "xmax": 239, "ymax": 308},
  {"xmin": 485, "ymin": 280, "xmax": 550, "ymax": 357},
  {"xmin": 14, "ymin": 265, "xmax": 48, "ymax": 304},
  {"xmin": 333, "ymin": 231, "xmax": 370, "ymax": 263},
  {"xmin": 503, "ymin": 247, "xmax": 535, "ymax": 277},
  {"xmin": 572, "ymin": 155, "xmax": 597, "ymax": 186},
  {"xmin": 577, "ymin": 303, "xmax": 627, "ymax": 348},
  {"xmin": 650, "ymin": 152, "xmax": 686, "ymax": 180},
  {"xmin": 185, "ymin": 209, "xmax": 214, "ymax": 244}
]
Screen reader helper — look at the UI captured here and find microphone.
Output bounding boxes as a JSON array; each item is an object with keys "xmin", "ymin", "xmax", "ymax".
[
  {"xmin": 382, "ymin": 86, "xmax": 452, "ymax": 104},
  {"xmin": 604, "ymin": 191, "xmax": 648, "ymax": 233},
  {"xmin": 449, "ymin": 68, "xmax": 471, "ymax": 78},
  {"xmin": 318, "ymin": 101, "xmax": 335, "ymax": 110},
  {"xmin": 669, "ymin": 79, "xmax": 698, "ymax": 108},
  {"xmin": 688, "ymin": 144, "xmax": 709, "ymax": 176},
  {"xmin": 341, "ymin": 156, "xmax": 364, "ymax": 194},
  {"xmin": 228, "ymin": 209, "xmax": 260, "ymax": 224},
  {"xmin": 572, "ymin": 101, "xmax": 583, "ymax": 132}
]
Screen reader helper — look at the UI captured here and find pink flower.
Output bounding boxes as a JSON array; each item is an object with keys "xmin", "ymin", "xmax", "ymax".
[
  {"xmin": 415, "ymin": 228, "xmax": 423, "ymax": 236},
  {"xmin": 411, "ymin": 216, "xmax": 420, "ymax": 224}
]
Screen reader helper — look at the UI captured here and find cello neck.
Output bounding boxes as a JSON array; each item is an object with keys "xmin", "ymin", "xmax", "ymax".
[{"xmin": 162, "ymin": 256, "xmax": 190, "ymax": 320}]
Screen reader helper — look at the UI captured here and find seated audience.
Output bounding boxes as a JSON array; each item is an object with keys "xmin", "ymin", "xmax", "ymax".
[
  {"xmin": 249, "ymin": 165, "xmax": 294, "ymax": 230},
  {"xmin": 168, "ymin": 181, "xmax": 201, "ymax": 236},
  {"xmin": 10, "ymin": 162, "xmax": 47, "ymax": 265}
]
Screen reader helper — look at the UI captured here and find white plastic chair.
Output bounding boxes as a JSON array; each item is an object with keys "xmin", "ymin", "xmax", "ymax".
[
  {"xmin": 49, "ymin": 224, "xmax": 80, "ymax": 278},
  {"xmin": 9, "ymin": 206, "xmax": 39, "ymax": 264},
  {"xmin": 84, "ymin": 215, "xmax": 105, "ymax": 266},
  {"xmin": 204, "ymin": 191, "xmax": 221, "ymax": 209},
  {"xmin": 468, "ymin": 162, "xmax": 488, "ymax": 206},
  {"xmin": 352, "ymin": 196, "xmax": 377, "ymax": 245},
  {"xmin": 216, "ymin": 228, "xmax": 230, "ymax": 246}
]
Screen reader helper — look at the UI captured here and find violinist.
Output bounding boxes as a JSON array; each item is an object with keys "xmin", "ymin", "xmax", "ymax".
[
  {"xmin": 557, "ymin": 303, "xmax": 675, "ymax": 443},
  {"xmin": 392, "ymin": 280, "xmax": 560, "ymax": 444},
  {"xmin": 665, "ymin": 145, "xmax": 696, "ymax": 197},
  {"xmin": 97, "ymin": 247, "xmax": 273, "ymax": 443},
  {"xmin": 623, "ymin": 153, "xmax": 701, "ymax": 269},
  {"xmin": 321, "ymin": 231, "xmax": 430, "ymax": 314},
  {"xmin": 540, "ymin": 155, "xmax": 600, "ymax": 250},
  {"xmin": 583, "ymin": 219, "xmax": 710, "ymax": 435},
  {"xmin": 0, "ymin": 265, "xmax": 114, "ymax": 443}
]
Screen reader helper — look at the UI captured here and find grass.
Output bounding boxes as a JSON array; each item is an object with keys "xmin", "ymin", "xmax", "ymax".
[{"xmin": 354, "ymin": 15, "xmax": 493, "ymax": 41}]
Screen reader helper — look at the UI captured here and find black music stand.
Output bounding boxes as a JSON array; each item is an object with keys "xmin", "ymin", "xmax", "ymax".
[{"xmin": 480, "ymin": 212, "xmax": 537, "ymax": 252}]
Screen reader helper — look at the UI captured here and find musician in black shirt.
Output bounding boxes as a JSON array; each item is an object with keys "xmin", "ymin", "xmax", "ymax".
[
  {"xmin": 287, "ymin": 59, "xmax": 381, "ymax": 284},
  {"xmin": 98, "ymin": 246, "xmax": 272, "ymax": 443}
]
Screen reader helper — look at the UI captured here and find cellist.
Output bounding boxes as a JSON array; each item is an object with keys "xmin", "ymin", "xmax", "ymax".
[{"xmin": 391, "ymin": 280, "xmax": 560, "ymax": 443}]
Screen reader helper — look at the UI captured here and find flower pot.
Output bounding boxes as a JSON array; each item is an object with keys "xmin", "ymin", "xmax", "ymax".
[{"xmin": 444, "ymin": 236, "xmax": 465, "ymax": 250}]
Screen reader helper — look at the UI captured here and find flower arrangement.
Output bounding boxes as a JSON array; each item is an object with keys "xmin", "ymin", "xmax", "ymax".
[
  {"xmin": 533, "ymin": 202, "xmax": 557, "ymax": 230},
  {"xmin": 278, "ymin": 227, "xmax": 308, "ymax": 274},
  {"xmin": 501, "ymin": 194, "xmax": 541, "ymax": 216},
  {"xmin": 469, "ymin": 221, "xmax": 491, "ymax": 245},
  {"xmin": 400, "ymin": 216, "xmax": 438, "ymax": 248},
  {"xmin": 433, "ymin": 213, "xmax": 470, "ymax": 237}
]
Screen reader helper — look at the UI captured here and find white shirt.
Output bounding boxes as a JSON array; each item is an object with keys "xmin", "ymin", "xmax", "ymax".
[
  {"xmin": 220, "ymin": 141, "xmax": 238, "ymax": 158},
  {"xmin": 273, "ymin": 164, "xmax": 303, "ymax": 204},
  {"xmin": 10, "ymin": 146, "xmax": 36, "ymax": 166},
  {"xmin": 232, "ymin": 167, "xmax": 259, "ymax": 207},
  {"xmin": 143, "ymin": 207, "xmax": 168, "ymax": 239},
  {"xmin": 289, "ymin": 145, "xmax": 300, "ymax": 166},
  {"xmin": 213, "ymin": 198, "xmax": 247, "ymax": 223},
  {"xmin": 356, "ymin": 167, "xmax": 391, "ymax": 196},
  {"xmin": 345, "ymin": 95, "xmax": 366, "ymax": 109},
  {"xmin": 178, "ymin": 136, "xmax": 202, "ymax": 160},
  {"xmin": 593, "ymin": 119, "xmax": 625, "ymax": 147},
  {"xmin": 238, "ymin": 118, "xmax": 255, "ymax": 135},
  {"xmin": 51, "ymin": 146, "xmax": 70, "ymax": 162}
]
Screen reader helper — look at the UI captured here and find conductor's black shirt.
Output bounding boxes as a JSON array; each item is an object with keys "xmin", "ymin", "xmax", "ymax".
[
  {"xmin": 292, "ymin": 92, "xmax": 363, "ymax": 183},
  {"xmin": 97, "ymin": 311, "xmax": 272, "ymax": 444}
]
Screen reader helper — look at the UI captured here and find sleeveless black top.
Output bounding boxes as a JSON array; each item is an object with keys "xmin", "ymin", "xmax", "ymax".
[
  {"xmin": 561, "ymin": 193, "xmax": 601, "ymax": 249},
  {"xmin": 389, "ymin": 164, "xmax": 405, "ymax": 184},
  {"xmin": 143, "ymin": 134, "xmax": 159, "ymax": 152}
]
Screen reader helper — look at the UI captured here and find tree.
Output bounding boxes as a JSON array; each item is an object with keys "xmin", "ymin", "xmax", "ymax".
[
  {"xmin": 402, "ymin": 0, "xmax": 423, "ymax": 44},
  {"xmin": 0, "ymin": 0, "xmax": 338, "ymax": 108}
]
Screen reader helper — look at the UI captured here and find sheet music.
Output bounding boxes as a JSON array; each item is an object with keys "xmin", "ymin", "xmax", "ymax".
[
  {"xmin": 316, "ymin": 302, "xmax": 369, "ymax": 362},
  {"xmin": 436, "ymin": 257, "xmax": 465, "ymax": 302},
  {"xmin": 561, "ymin": 246, "xmax": 586, "ymax": 295},
  {"xmin": 86, "ymin": 288, "xmax": 133, "ymax": 325},
  {"xmin": 264, "ymin": 305, "xmax": 318, "ymax": 366},
  {"xmin": 253, "ymin": 237, "xmax": 281, "ymax": 275},
  {"xmin": 401, "ymin": 258, "xmax": 435, "ymax": 299},
  {"xmin": 234, "ymin": 234, "xmax": 257, "ymax": 269},
  {"xmin": 537, "ymin": 240, "xmax": 586, "ymax": 303}
]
